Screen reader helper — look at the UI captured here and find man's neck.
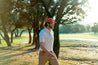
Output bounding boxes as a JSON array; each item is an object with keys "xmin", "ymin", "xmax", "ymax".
[{"xmin": 46, "ymin": 27, "xmax": 51, "ymax": 31}]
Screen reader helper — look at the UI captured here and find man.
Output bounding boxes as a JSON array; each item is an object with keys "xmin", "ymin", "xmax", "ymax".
[{"xmin": 39, "ymin": 18, "xmax": 60, "ymax": 65}]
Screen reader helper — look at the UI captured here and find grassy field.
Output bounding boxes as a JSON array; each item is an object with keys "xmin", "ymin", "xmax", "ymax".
[
  {"xmin": 59, "ymin": 40, "xmax": 98, "ymax": 65},
  {"xmin": 60, "ymin": 33, "xmax": 98, "ymax": 40},
  {"xmin": 0, "ymin": 33, "xmax": 98, "ymax": 65}
]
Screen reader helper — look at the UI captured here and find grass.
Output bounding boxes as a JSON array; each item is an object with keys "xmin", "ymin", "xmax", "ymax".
[
  {"xmin": 0, "ymin": 40, "xmax": 98, "ymax": 65},
  {"xmin": 60, "ymin": 33, "xmax": 98, "ymax": 40},
  {"xmin": 59, "ymin": 40, "xmax": 98, "ymax": 65},
  {"xmin": 0, "ymin": 33, "xmax": 98, "ymax": 65}
]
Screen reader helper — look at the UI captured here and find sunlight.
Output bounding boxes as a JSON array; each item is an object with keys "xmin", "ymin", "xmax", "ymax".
[{"xmin": 83, "ymin": 0, "xmax": 98, "ymax": 25}]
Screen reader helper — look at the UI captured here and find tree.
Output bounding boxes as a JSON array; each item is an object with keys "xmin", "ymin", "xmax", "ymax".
[
  {"xmin": 0, "ymin": 0, "xmax": 34, "ymax": 46},
  {"xmin": 41, "ymin": 0, "xmax": 88, "ymax": 58},
  {"xmin": 59, "ymin": 24, "xmax": 87, "ymax": 33},
  {"xmin": 59, "ymin": 24, "xmax": 72, "ymax": 33},
  {"xmin": 2, "ymin": 0, "xmax": 45, "ymax": 48},
  {"xmin": 92, "ymin": 23, "xmax": 98, "ymax": 34},
  {"xmin": 85, "ymin": 24, "xmax": 90, "ymax": 32},
  {"xmin": 0, "ymin": 0, "xmax": 13, "ymax": 47},
  {"xmin": 72, "ymin": 24, "xmax": 86, "ymax": 33},
  {"xmin": 10, "ymin": 0, "xmax": 34, "ymax": 43},
  {"xmin": 29, "ymin": 0, "xmax": 46, "ymax": 48},
  {"xmin": 12, "ymin": 0, "xmax": 46, "ymax": 48}
]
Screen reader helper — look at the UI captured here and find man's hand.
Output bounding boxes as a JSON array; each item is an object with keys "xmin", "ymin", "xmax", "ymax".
[{"xmin": 49, "ymin": 53, "xmax": 55, "ymax": 59}]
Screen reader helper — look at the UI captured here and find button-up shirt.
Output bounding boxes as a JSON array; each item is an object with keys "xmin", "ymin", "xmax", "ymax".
[{"xmin": 39, "ymin": 28, "xmax": 54, "ymax": 51}]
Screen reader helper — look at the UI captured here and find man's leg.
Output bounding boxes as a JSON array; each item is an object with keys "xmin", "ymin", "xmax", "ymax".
[{"xmin": 38, "ymin": 51, "xmax": 49, "ymax": 65}]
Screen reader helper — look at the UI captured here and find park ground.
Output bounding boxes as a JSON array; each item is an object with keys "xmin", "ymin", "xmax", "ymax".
[{"xmin": 0, "ymin": 33, "xmax": 98, "ymax": 65}]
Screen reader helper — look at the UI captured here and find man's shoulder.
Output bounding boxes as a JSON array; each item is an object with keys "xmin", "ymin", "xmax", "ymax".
[{"xmin": 39, "ymin": 28, "xmax": 46, "ymax": 34}]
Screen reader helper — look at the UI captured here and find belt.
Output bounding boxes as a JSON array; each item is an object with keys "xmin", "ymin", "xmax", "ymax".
[{"xmin": 40, "ymin": 51, "xmax": 53, "ymax": 53}]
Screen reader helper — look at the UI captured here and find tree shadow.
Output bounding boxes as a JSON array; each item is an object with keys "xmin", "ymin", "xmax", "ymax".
[
  {"xmin": 0, "ymin": 59, "xmax": 17, "ymax": 65},
  {"xmin": 61, "ymin": 57, "xmax": 98, "ymax": 61},
  {"xmin": 60, "ymin": 45, "xmax": 98, "ymax": 48},
  {"xmin": 0, "ymin": 48, "xmax": 38, "ymax": 61},
  {"xmin": 0, "ymin": 45, "xmax": 38, "ymax": 59},
  {"xmin": 28, "ymin": 48, "xmax": 38, "ymax": 52}
]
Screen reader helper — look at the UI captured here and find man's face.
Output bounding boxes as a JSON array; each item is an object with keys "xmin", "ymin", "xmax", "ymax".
[{"xmin": 49, "ymin": 22, "xmax": 55, "ymax": 29}]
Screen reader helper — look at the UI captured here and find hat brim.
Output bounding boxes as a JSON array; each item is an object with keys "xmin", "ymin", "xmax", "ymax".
[{"xmin": 53, "ymin": 21, "xmax": 57, "ymax": 23}]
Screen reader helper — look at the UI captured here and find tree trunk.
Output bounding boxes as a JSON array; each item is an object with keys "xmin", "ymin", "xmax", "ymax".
[
  {"xmin": 0, "ymin": 14, "xmax": 11, "ymax": 47},
  {"xmin": 20, "ymin": 30, "xmax": 25, "ymax": 37},
  {"xmin": 11, "ymin": 28, "xmax": 16, "ymax": 43},
  {"xmin": 32, "ymin": 26, "xmax": 39, "ymax": 49},
  {"xmin": 15, "ymin": 29, "xmax": 19, "ymax": 37},
  {"xmin": 53, "ymin": 0, "xmax": 68, "ymax": 58},
  {"xmin": 4, "ymin": 32, "xmax": 11, "ymax": 47},
  {"xmin": 5, "ymin": 37, "xmax": 11, "ymax": 47},
  {"xmin": 0, "ymin": 37, "xmax": 1, "ymax": 44},
  {"xmin": 32, "ymin": 14, "xmax": 40, "ymax": 49},
  {"xmin": 11, "ymin": 32, "xmax": 13, "ymax": 43},
  {"xmin": 35, "ymin": 29, "xmax": 39, "ymax": 49},
  {"xmin": 28, "ymin": 28, "xmax": 32, "ymax": 44},
  {"xmin": 53, "ymin": 24, "xmax": 60, "ymax": 58}
]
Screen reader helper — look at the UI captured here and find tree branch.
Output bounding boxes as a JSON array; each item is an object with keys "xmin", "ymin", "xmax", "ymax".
[
  {"xmin": 30, "ymin": 0, "xmax": 39, "ymax": 7},
  {"xmin": 56, "ymin": 0, "xmax": 68, "ymax": 23},
  {"xmin": 62, "ymin": 3, "xmax": 81, "ymax": 17},
  {"xmin": 41, "ymin": 0, "xmax": 52, "ymax": 17},
  {"xmin": 51, "ymin": 2, "xmax": 59, "ymax": 17}
]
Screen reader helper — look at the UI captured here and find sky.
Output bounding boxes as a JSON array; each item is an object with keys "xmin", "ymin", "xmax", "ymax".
[{"xmin": 80, "ymin": 0, "xmax": 98, "ymax": 26}]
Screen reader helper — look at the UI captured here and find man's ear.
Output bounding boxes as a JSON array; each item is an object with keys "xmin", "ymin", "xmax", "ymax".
[{"xmin": 47, "ymin": 23, "xmax": 49, "ymax": 26}]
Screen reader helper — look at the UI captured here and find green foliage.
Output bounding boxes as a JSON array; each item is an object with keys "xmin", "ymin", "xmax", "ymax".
[
  {"xmin": 0, "ymin": 0, "xmax": 89, "ymax": 48},
  {"xmin": 72, "ymin": 24, "xmax": 86, "ymax": 33},
  {"xmin": 60, "ymin": 0, "xmax": 89, "ymax": 24},
  {"xmin": 59, "ymin": 23, "xmax": 87, "ymax": 33},
  {"xmin": 59, "ymin": 24, "xmax": 72, "ymax": 33},
  {"xmin": 91, "ymin": 23, "xmax": 98, "ymax": 34}
]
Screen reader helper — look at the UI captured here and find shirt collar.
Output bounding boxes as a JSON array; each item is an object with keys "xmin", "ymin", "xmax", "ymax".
[{"xmin": 45, "ymin": 28, "xmax": 52, "ymax": 32}]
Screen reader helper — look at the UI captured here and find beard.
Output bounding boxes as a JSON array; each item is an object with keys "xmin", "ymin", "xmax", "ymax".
[{"xmin": 49, "ymin": 24, "xmax": 54, "ymax": 29}]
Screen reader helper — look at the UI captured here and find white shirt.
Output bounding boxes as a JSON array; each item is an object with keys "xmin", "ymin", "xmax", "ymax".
[{"xmin": 39, "ymin": 28, "xmax": 54, "ymax": 51}]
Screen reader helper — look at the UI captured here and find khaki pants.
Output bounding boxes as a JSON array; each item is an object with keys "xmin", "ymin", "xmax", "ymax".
[{"xmin": 38, "ymin": 51, "xmax": 60, "ymax": 65}]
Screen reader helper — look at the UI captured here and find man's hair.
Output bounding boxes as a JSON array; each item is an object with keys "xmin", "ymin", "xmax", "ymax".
[{"xmin": 45, "ymin": 22, "xmax": 50, "ymax": 27}]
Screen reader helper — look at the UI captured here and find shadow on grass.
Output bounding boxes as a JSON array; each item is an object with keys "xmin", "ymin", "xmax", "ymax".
[
  {"xmin": 28, "ymin": 48, "xmax": 38, "ymax": 52},
  {"xmin": 0, "ymin": 48, "xmax": 37, "ymax": 61},
  {"xmin": 0, "ymin": 45, "xmax": 38, "ymax": 61},
  {"xmin": 0, "ymin": 45, "xmax": 35, "ymax": 51},
  {"xmin": 61, "ymin": 57, "xmax": 98, "ymax": 61},
  {"xmin": 0, "ymin": 59, "xmax": 17, "ymax": 65},
  {"xmin": 60, "ymin": 45, "xmax": 98, "ymax": 48}
]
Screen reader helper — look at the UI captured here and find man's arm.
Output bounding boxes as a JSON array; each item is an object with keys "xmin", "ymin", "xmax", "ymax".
[
  {"xmin": 40, "ymin": 42, "xmax": 50, "ymax": 54},
  {"xmin": 40, "ymin": 42, "xmax": 55, "ymax": 59}
]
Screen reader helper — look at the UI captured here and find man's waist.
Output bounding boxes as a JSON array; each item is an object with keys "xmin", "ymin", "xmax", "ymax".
[
  {"xmin": 40, "ymin": 50, "xmax": 53, "ymax": 53},
  {"xmin": 39, "ymin": 47, "xmax": 53, "ymax": 51}
]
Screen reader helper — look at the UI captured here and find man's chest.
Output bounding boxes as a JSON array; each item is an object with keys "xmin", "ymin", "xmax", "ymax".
[{"xmin": 44, "ymin": 32, "xmax": 54, "ymax": 40}]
